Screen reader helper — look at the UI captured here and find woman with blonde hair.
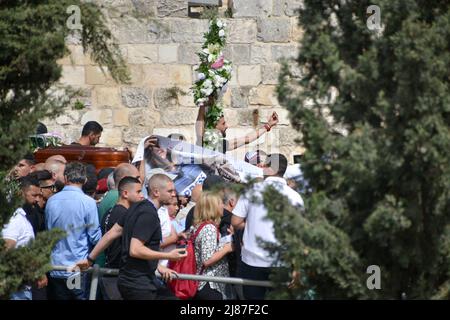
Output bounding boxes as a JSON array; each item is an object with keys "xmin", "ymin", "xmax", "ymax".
[{"xmin": 192, "ymin": 191, "xmax": 233, "ymax": 300}]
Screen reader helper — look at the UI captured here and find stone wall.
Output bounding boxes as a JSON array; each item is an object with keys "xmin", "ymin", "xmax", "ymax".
[{"xmin": 49, "ymin": 0, "xmax": 305, "ymax": 163}]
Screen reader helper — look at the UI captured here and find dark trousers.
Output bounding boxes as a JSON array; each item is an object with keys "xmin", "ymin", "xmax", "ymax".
[
  {"xmin": 47, "ymin": 273, "xmax": 90, "ymax": 300},
  {"xmin": 118, "ymin": 281, "xmax": 178, "ymax": 300},
  {"xmin": 99, "ymin": 276, "xmax": 122, "ymax": 300},
  {"xmin": 239, "ymin": 261, "xmax": 271, "ymax": 300},
  {"xmin": 194, "ymin": 283, "xmax": 223, "ymax": 300}
]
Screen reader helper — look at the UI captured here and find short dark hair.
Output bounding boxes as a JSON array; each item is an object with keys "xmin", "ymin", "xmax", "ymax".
[
  {"xmin": 265, "ymin": 153, "xmax": 288, "ymax": 177},
  {"xmin": 36, "ymin": 122, "xmax": 48, "ymax": 134},
  {"xmin": 64, "ymin": 162, "xmax": 87, "ymax": 184},
  {"xmin": 18, "ymin": 175, "xmax": 39, "ymax": 191},
  {"xmin": 203, "ymin": 174, "xmax": 226, "ymax": 192},
  {"xmin": 81, "ymin": 121, "xmax": 103, "ymax": 137},
  {"xmin": 118, "ymin": 176, "xmax": 141, "ymax": 196},
  {"xmin": 32, "ymin": 170, "xmax": 53, "ymax": 181}
]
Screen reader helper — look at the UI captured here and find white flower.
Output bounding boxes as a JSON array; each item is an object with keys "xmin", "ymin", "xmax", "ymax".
[
  {"xmin": 219, "ymin": 29, "xmax": 225, "ymax": 37},
  {"xmin": 216, "ymin": 20, "xmax": 223, "ymax": 28},
  {"xmin": 203, "ymin": 48, "xmax": 210, "ymax": 54},
  {"xmin": 208, "ymin": 54, "xmax": 215, "ymax": 62},
  {"xmin": 203, "ymin": 79, "xmax": 212, "ymax": 88},
  {"xmin": 201, "ymin": 88, "xmax": 213, "ymax": 96},
  {"xmin": 198, "ymin": 73, "xmax": 206, "ymax": 80}
]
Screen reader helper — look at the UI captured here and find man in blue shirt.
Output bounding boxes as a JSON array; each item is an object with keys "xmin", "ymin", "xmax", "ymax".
[{"xmin": 45, "ymin": 162, "xmax": 101, "ymax": 300}]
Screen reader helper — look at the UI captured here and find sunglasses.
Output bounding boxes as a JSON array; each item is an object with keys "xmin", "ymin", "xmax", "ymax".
[{"xmin": 40, "ymin": 185, "xmax": 56, "ymax": 191}]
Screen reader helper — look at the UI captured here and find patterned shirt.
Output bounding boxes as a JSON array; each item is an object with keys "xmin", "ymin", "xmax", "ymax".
[{"xmin": 193, "ymin": 223, "xmax": 230, "ymax": 298}]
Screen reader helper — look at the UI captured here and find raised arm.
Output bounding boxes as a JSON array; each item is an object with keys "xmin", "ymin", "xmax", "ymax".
[
  {"xmin": 227, "ymin": 111, "xmax": 279, "ymax": 151},
  {"xmin": 195, "ymin": 105, "xmax": 206, "ymax": 146}
]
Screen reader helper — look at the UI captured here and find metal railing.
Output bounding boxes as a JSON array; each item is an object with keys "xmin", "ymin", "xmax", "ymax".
[{"xmin": 52, "ymin": 265, "xmax": 274, "ymax": 300}]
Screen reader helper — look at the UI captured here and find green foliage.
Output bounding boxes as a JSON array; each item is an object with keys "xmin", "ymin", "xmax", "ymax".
[
  {"xmin": 274, "ymin": 0, "xmax": 450, "ymax": 299},
  {"xmin": 0, "ymin": 0, "xmax": 129, "ymax": 297},
  {"xmin": 72, "ymin": 99, "xmax": 86, "ymax": 110}
]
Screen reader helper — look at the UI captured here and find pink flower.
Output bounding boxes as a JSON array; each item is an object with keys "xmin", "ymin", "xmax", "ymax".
[{"xmin": 211, "ymin": 56, "xmax": 224, "ymax": 69}]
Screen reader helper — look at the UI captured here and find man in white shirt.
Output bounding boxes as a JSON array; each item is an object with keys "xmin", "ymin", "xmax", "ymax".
[
  {"xmin": 231, "ymin": 153, "xmax": 304, "ymax": 300},
  {"xmin": 2, "ymin": 175, "xmax": 47, "ymax": 299}
]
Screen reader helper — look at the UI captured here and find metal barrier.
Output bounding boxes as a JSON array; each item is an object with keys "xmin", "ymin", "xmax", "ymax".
[{"xmin": 52, "ymin": 265, "xmax": 274, "ymax": 300}]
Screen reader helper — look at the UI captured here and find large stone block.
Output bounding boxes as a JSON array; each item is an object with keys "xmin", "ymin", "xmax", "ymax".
[
  {"xmin": 60, "ymin": 66, "xmax": 85, "ymax": 86},
  {"xmin": 238, "ymin": 65, "xmax": 262, "ymax": 86},
  {"xmin": 271, "ymin": 45, "xmax": 299, "ymax": 61},
  {"xmin": 81, "ymin": 109, "xmax": 113, "ymax": 125},
  {"xmin": 178, "ymin": 43, "xmax": 202, "ymax": 65},
  {"xmin": 121, "ymin": 87, "xmax": 152, "ymax": 108},
  {"xmin": 158, "ymin": 44, "xmax": 178, "ymax": 63},
  {"xmin": 55, "ymin": 110, "xmax": 81, "ymax": 125},
  {"xmin": 127, "ymin": 64, "xmax": 145, "ymax": 85},
  {"xmin": 230, "ymin": 86, "xmax": 251, "ymax": 108},
  {"xmin": 126, "ymin": 44, "xmax": 158, "ymax": 64},
  {"xmin": 177, "ymin": 87, "xmax": 195, "ymax": 107},
  {"xmin": 250, "ymin": 44, "xmax": 272, "ymax": 64},
  {"xmin": 285, "ymin": 0, "xmax": 304, "ymax": 16},
  {"xmin": 94, "ymin": 87, "xmax": 122, "ymax": 108},
  {"xmin": 228, "ymin": 20, "xmax": 257, "ymax": 44},
  {"xmin": 223, "ymin": 109, "xmax": 239, "ymax": 127},
  {"xmin": 142, "ymin": 65, "xmax": 192, "ymax": 86},
  {"xmin": 249, "ymin": 85, "xmax": 278, "ymax": 106},
  {"xmin": 161, "ymin": 108, "xmax": 198, "ymax": 126},
  {"xmin": 231, "ymin": 44, "xmax": 251, "ymax": 65},
  {"xmin": 154, "ymin": 87, "xmax": 180, "ymax": 109},
  {"xmin": 110, "ymin": 16, "xmax": 171, "ymax": 44},
  {"xmin": 257, "ymin": 18, "xmax": 291, "ymax": 43},
  {"xmin": 291, "ymin": 17, "xmax": 304, "ymax": 42},
  {"xmin": 112, "ymin": 108, "xmax": 130, "ymax": 126},
  {"xmin": 157, "ymin": 0, "xmax": 188, "ymax": 17},
  {"xmin": 123, "ymin": 126, "xmax": 155, "ymax": 145},
  {"xmin": 232, "ymin": 0, "xmax": 272, "ymax": 17},
  {"xmin": 171, "ymin": 19, "xmax": 209, "ymax": 43},
  {"xmin": 58, "ymin": 45, "xmax": 92, "ymax": 66},
  {"xmin": 85, "ymin": 66, "xmax": 114, "ymax": 85},
  {"xmin": 279, "ymin": 127, "xmax": 302, "ymax": 146},
  {"xmin": 129, "ymin": 108, "xmax": 160, "ymax": 126},
  {"xmin": 261, "ymin": 63, "xmax": 281, "ymax": 85},
  {"xmin": 100, "ymin": 128, "xmax": 123, "ymax": 147}
]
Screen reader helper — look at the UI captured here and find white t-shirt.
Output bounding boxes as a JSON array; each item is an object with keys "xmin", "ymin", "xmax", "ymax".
[
  {"xmin": 2, "ymin": 208, "xmax": 35, "ymax": 248},
  {"xmin": 232, "ymin": 176, "xmax": 304, "ymax": 268},
  {"xmin": 158, "ymin": 206, "xmax": 176, "ymax": 267}
]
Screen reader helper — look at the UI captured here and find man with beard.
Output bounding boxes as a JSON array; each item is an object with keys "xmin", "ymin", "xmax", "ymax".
[{"xmin": 2, "ymin": 175, "xmax": 48, "ymax": 299}]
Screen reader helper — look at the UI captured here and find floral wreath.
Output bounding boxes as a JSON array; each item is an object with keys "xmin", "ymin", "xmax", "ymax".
[{"xmin": 193, "ymin": 18, "xmax": 232, "ymax": 150}]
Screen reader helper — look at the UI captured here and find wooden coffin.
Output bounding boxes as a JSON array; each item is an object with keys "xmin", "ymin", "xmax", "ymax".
[{"xmin": 34, "ymin": 145, "xmax": 132, "ymax": 173}]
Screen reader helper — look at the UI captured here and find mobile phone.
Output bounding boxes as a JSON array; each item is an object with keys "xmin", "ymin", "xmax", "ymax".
[{"xmin": 176, "ymin": 243, "xmax": 187, "ymax": 254}]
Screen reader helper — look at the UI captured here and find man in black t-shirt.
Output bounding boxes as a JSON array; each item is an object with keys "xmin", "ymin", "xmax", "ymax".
[
  {"xmin": 76, "ymin": 174, "xmax": 187, "ymax": 300},
  {"xmin": 101, "ymin": 177, "xmax": 144, "ymax": 268},
  {"xmin": 99, "ymin": 177, "xmax": 144, "ymax": 300}
]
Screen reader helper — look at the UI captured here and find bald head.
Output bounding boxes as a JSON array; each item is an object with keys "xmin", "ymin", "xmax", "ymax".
[
  {"xmin": 113, "ymin": 163, "xmax": 140, "ymax": 187},
  {"xmin": 34, "ymin": 163, "xmax": 46, "ymax": 171},
  {"xmin": 44, "ymin": 160, "xmax": 66, "ymax": 183},
  {"xmin": 148, "ymin": 174, "xmax": 176, "ymax": 207},
  {"xmin": 148, "ymin": 174, "xmax": 173, "ymax": 193},
  {"xmin": 46, "ymin": 155, "xmax": 67, "ymax": 164}
]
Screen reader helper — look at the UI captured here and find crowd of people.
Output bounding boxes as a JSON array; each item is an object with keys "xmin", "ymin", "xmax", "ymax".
[{"xmin": 2, "ymin": 114, "xmax": 306, "ymax": 300}]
